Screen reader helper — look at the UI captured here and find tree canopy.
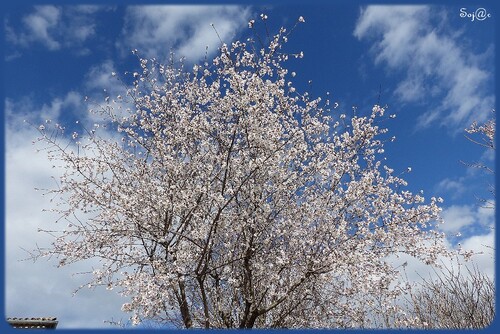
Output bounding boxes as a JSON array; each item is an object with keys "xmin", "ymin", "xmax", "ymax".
[{"xmin": 34, "ymin": 17, "xmax": 450, "ymax": 328}]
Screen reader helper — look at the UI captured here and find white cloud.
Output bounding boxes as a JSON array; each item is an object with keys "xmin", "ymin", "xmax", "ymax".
[
  {"xmin": 6, "ymin": 92, "xmax": 83, "ymax": 130},
  {"xmin": 6, "ymin": 5, "xmax": 112, "ymax": 55},
  {"xmin": 22, "ymin": 5, "xmax": 62, "ymax": 50},
  {"xmin": 84, "ymin": 60, "xmax": 118, "ymax": 92},
  {"xmin": 119, "ymin": 5, "xmax": 251, "ymax": 61},
  {"xmin": 475, "ymin": 205, "xmax": 495, "ymax": 227},
  {"xmin": 439, "ymin": 205, "xmax": 475, "ymax": 233},
  {"xmin": 439, "ymin": 203, "xmax": 494, "ymax": 234},
  {"xmin": 5, "ymin": 97, "xmax": 128, "ymax": 328},
  {"xmin": 459, "ymin": 229, "xmax": 495, "ymax": 277},
  {"xmin": 389, "ymin": 226, "xmax": 494, "ymax": 288},
  {"xmin": 354, "ymin": 5, "xmax": 494, "ymax": 131},
  {"xmin": 434, "ymin": 177, "xmax": 465, "ymax": 199},
  {"xmin": 480, "ymin": 145, "xmax": 495, "ymax": 163},
  {"xmin": 397, "ymin": 225, "xmax": 494, "ymax": 282}
]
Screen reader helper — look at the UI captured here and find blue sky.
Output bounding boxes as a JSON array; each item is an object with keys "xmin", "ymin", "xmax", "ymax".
[{"xmin": 2, "ymin": 2, "xmax": 496, "ymax": 329}]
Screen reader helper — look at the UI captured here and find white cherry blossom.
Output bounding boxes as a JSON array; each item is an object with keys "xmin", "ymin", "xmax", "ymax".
[{"xmin": 33, "ymin": 17, "xmax": 451, "ymax": 329}]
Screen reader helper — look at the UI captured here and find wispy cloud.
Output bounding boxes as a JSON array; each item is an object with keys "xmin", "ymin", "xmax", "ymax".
[
  {"xmin": 353, "ymin": 5, "xmax": 494, "ymax": 131},
  {"xmin": 118, "ymin": 5, "xmax": 251, "ymax": 61},
  {"xmin": 5, "ymin": 92, "xmax": 83, "ymax": 132},
  {"xmin": 434, "ymin": 177, "xmax": 466, "ymax": 200},
  {"xmin": 21, "ymin": 5, "xmax": 61, "ymax": 50},
  {"xmin": 84, "ymin": 60, "xmax": 119, "ymax": 94},
  {"xmin": 5, "ymin": 5, "xmax": 112, "ymax": 56}
]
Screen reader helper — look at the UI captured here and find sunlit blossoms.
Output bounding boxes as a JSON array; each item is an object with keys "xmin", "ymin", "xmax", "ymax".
[{"xmin": 34, "ymin": 17, "xmax": 450, "ymax": 328}]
